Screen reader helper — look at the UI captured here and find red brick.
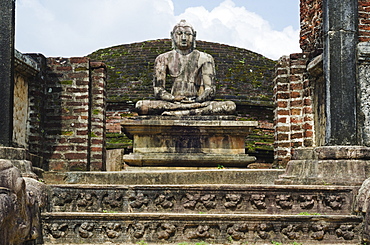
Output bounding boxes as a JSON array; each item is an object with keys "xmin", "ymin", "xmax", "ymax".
[
  {"xmin": 291, "ymin": 133, "xmax": 303, "ymax": 139},
  {"xmin": 65, "ymin": 153, "xmax": 87, "ymax": 160},
  {"xmin": 290, "ymin": 109, "xmax": 302, "ymax": 115},
  {"xmin": 290, "ymin": 91, "xmax": 301, "ymax": 98},
  {"xmin": 304, "ymin": 131, "xmax": 314, "ymax": 138},
  {"xmin": 277, "ymin": 134, "xmax": 289, "ymax": 141}
]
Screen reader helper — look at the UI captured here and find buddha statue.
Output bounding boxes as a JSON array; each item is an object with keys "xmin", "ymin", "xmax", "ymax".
[{"xmin": 135, "ymin": 20, "xmax": 236, "ymax": 116}]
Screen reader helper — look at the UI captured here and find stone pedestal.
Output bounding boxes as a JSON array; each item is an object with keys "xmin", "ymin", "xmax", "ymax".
[
  {"xmin": 276, "ymin": 146, "xmax": 370, "ymax": 185},
  {"xmin": 121, "ymin": 116, "xmax": 257, "ymax": 167}
]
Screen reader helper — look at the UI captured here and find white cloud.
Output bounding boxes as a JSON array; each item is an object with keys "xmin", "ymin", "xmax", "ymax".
[
  {"xmin": 176, "ymin": 0, "xmax": 300, "ymax": 59},
  {"xmin": 15, "ymin": 0, "xmax": 300, "ymax": 59}
]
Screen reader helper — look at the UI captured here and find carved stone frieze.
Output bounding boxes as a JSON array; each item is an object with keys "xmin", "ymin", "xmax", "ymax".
[
  {"xmin": 255, "ymin": 223, "xmax": 274, "ymax": 240},
  {"xmin": 102, "ymin": 192, "xmax": 123, "ymax": 211},
  {"xmin": 324, "ymin": 195, "xmax": 344, "ymax": 210},
  {"xmin": 182, "ymin": 193, "xmax": 216, "ymax": 210},
  {"xmin": 251, "ymin": 194, "xmax": 266, "ymax": 210},
  {"xmin": 281, "ymin": 224, "xmax": 301, "ymax": 240},
  {"xmin": 276, "ymin": 195, "xmax": 293, "ymax": 209},
  {"xmin": 128, "ymin": 191, "xmax": 149, "ymax": 210},
  {"xmin": 103, "ymin": 223, "xmax": 122, "ymax": 239},
  {"xmin": 299, "ymin": 195, "xmax": 315, "ymax": 209},
  {"xmin": 186, "ymin": 225, "xmax": 215, "ymax": 239},
  {"xmin": 157, "ymin": 223, "xmax": 176, "ymax": 240},
  {"xmin": 77, "ymin": 222, "xmax": 95, "ymax": 238},
  {"xmin": 227, "ymin": 223, "xmax": 248, "ymax": 240},
  {"xmin": 41, "ymin": 216, "xmax": 362, "ymax": 244},
  {"xmin": 44, "ymin": 223, "xmax": 68, "ymax": 239},
  {"xmin": 155, "ymin": 194, "xmax": 174, "ymax": 210},
  {"xmin": 224, "ymin": 194, "xmax": 242, "ymax": 209},
  {"xmin": 47, "ymin": 186, "xmax": 354, "ymax": 215},
  {"xmin": 76, "ymin": 192, "xmax": 98, "ymax": 211},
  {"xmin": 336, "ymin": 224, "xmax": 355, "ymax": 240}
]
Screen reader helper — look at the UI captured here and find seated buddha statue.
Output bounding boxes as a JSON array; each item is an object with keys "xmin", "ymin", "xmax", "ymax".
[{"xmin": 135, "ymin": 20, "xmax": 236, "ymax": 116}]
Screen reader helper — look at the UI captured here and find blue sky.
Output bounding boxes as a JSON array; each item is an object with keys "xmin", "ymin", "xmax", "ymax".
[{"xmin": 15, "ymin": 0, "xmax": 300, "ymax": 60}]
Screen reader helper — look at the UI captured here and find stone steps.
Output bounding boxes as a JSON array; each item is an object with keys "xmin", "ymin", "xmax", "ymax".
[
  {"xmin": 43, "ymin": 169, "xmax": 285, "ymax": 185},
  {"xmin": 41, "ymin": 170, "xmax": 364, "ymax": 244},
  {"xmin": 41, "ymin": 212, "xmax": 362, "ymax": 244}
]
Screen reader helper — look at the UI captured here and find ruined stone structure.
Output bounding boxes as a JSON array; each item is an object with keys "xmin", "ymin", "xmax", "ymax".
[
  {"xmin": 274, "ymin": 0, "xmax": 370, "ymax": 171},
  {"xmin": 4, "ymin": 0, "xmax": 370, "ymax": 243},
  {"xmin": 13, "ymin": 54, "xmax": 107, "ymax": 172}
]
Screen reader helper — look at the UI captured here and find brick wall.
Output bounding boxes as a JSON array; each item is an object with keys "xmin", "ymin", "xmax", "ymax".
[
  {"xmin": 89, "ymin": 62, "xmax": 107, "ymax": 170},
  {"xmin": 300, "ymin": 0, "xmax": 323, "ymax": 54},
  {"xmin": 359, "ymin": 0, "xmax": 370, "ymax": 42},
  {"xmin": 273, "ymin": 53, "xmax": 313, "ymax": 166},
  {"xmin": 300, "ymin": 0, "xmax": 370, "ymax": 53},
  {"xmin": 26, "ymin": 57, "xmax": 107, "ymax": 171}
]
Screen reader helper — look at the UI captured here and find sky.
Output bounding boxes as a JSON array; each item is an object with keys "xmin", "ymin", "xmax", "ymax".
[{"xmin": 15, "ymin": 0, "xmax": 300, "ymax": 60}]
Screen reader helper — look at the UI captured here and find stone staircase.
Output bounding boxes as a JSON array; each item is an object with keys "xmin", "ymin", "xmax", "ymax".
[{"xmin": 40, "ymin": 169, "xmax": 363, "ymax": 244}]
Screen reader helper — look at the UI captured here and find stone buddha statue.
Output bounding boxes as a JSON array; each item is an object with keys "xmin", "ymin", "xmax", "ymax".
[{"xmin": 135, "ymin": 20, "xmax": 236, "ymax": 116}]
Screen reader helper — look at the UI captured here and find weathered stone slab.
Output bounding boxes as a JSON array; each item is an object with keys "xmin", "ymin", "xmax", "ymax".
[
  {"xmin": 42, "ymin": 212, "xmax": 362, "ymax": 244},
  {"xmin": 43, "ymin": 169, "xmax": 284, "ymax": 185},
  {"xmin": 123, "ymin": 153, "xmax": 255, "ymax": 167},
  {"xmin": 277, "ymin": 146, "xmax": 370, "ymax": 185}
]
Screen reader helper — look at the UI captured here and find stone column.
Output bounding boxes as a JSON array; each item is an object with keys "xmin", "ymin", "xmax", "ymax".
[
  {"xmin": 0, "ymin": 0, "xmax": 15, "ymax": 146},
  {"xmin": 323, "ymin": 0, "xmax": 359, "ymax": 145},
  {"xmin": 276, "ymin": 0, "xmax": 370, "ymax": 185}
]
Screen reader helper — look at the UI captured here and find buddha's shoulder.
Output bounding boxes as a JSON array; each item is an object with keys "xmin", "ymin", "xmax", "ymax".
[{"xmin": 195, "ymin": 50, "xmax": 214, "ymax": 62}]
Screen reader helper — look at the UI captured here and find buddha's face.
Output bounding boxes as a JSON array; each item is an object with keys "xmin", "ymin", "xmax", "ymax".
[{"xmin": 172, "ymin": 26, "xmax": 194, "ymax": 50}]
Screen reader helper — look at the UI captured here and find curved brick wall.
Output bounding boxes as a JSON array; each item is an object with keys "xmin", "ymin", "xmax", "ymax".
[{"xmin": 88, "ymin": 39, "xmax": 276, "ymax": 107}]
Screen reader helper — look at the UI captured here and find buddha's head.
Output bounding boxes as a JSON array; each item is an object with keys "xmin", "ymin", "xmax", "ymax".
[{"xmin": 171, "ymin": 20, "xmax": 196, "ymax": 51}]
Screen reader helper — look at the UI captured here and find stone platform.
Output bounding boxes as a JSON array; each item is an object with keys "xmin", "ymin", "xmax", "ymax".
[
  {"xmin": 121, "ymin": 116, "xmax": 258, "ymax": 167},
  {"xmin": 42, "ymin": 181, "xmax": 362, "ymax": 244}
]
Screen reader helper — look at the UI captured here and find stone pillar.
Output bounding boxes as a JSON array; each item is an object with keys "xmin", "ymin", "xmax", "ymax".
[
  {"xmin": 276, "ymin": 0, "xmax": 370, "ymax": 185},
  {"xmin": 0, "ymin": 0, "xmax": 15, "ymax": 146},
  {"xmin": 323, "ymin": 0, "xmax": 359, "ymax": 145}
]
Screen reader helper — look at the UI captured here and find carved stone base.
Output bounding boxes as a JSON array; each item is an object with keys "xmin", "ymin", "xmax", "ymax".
[
  {"xmin": 42, "ymin": 212, "xmax": 362, "ymax": 244},
  {"xmin": 121, "ymin": 116, "xmax": 257, "ymax": 167},
  {"xmin": 276, "ymin": 146, "xmax": 370, "ymax": 185}
]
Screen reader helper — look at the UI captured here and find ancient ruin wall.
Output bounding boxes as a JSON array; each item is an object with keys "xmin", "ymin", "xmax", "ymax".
[
  {"xmin": 38, "ymin": 57, "xmax": 107, "ymax": 171},
  {"xmin": 273, "ymin": 53, "xmax": 313, "ymax": 166},
  {"xmin": 300, "ymin": 0, "xmax": 323, "ymax": 54},
  {"xmin": 300, "ymin": 0, "xmax": 370, "ymax": 53}
]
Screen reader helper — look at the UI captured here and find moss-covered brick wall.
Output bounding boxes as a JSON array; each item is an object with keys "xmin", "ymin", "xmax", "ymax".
[{"xmin": 88, "ymin": 39, "xmax": 276, "ymax": 107}]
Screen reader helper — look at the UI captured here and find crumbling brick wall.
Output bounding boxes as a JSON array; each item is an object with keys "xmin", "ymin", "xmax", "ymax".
[
  {"xmin": 300, "ymin": 0, "xmax": 323, "ymax": 54},
  {"xmin": 273, "ymin": 53, "xmax": 313, "ymax": 166},
  {"xmin": 27, "ymin": 57, "xmax": 107, "ymax": 171}
]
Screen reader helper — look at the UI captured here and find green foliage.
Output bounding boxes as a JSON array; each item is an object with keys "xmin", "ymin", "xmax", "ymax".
[
  {"xmin": 271, "ymin": 241, "xmax": 282, "ymax": 245},
  {"xmin": 217, "ymin": 164, "xmax": 225, "ymax": 169},
  {"xmin": 136, "ymin": 241, "xmax": 148, "ymax": 245}
]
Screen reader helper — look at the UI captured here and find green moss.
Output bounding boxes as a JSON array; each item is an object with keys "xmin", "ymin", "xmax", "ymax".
[
  {"xmin": 60, "ymin": 80, "xmax": 73, "ymax": 85},
  {"xmin": 75, "ymin": 67, "xmax": 88, "ymax": 71},
  {"xmin": 61, "ymin": 131, "xmax": 73, "ymax": 136}
]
